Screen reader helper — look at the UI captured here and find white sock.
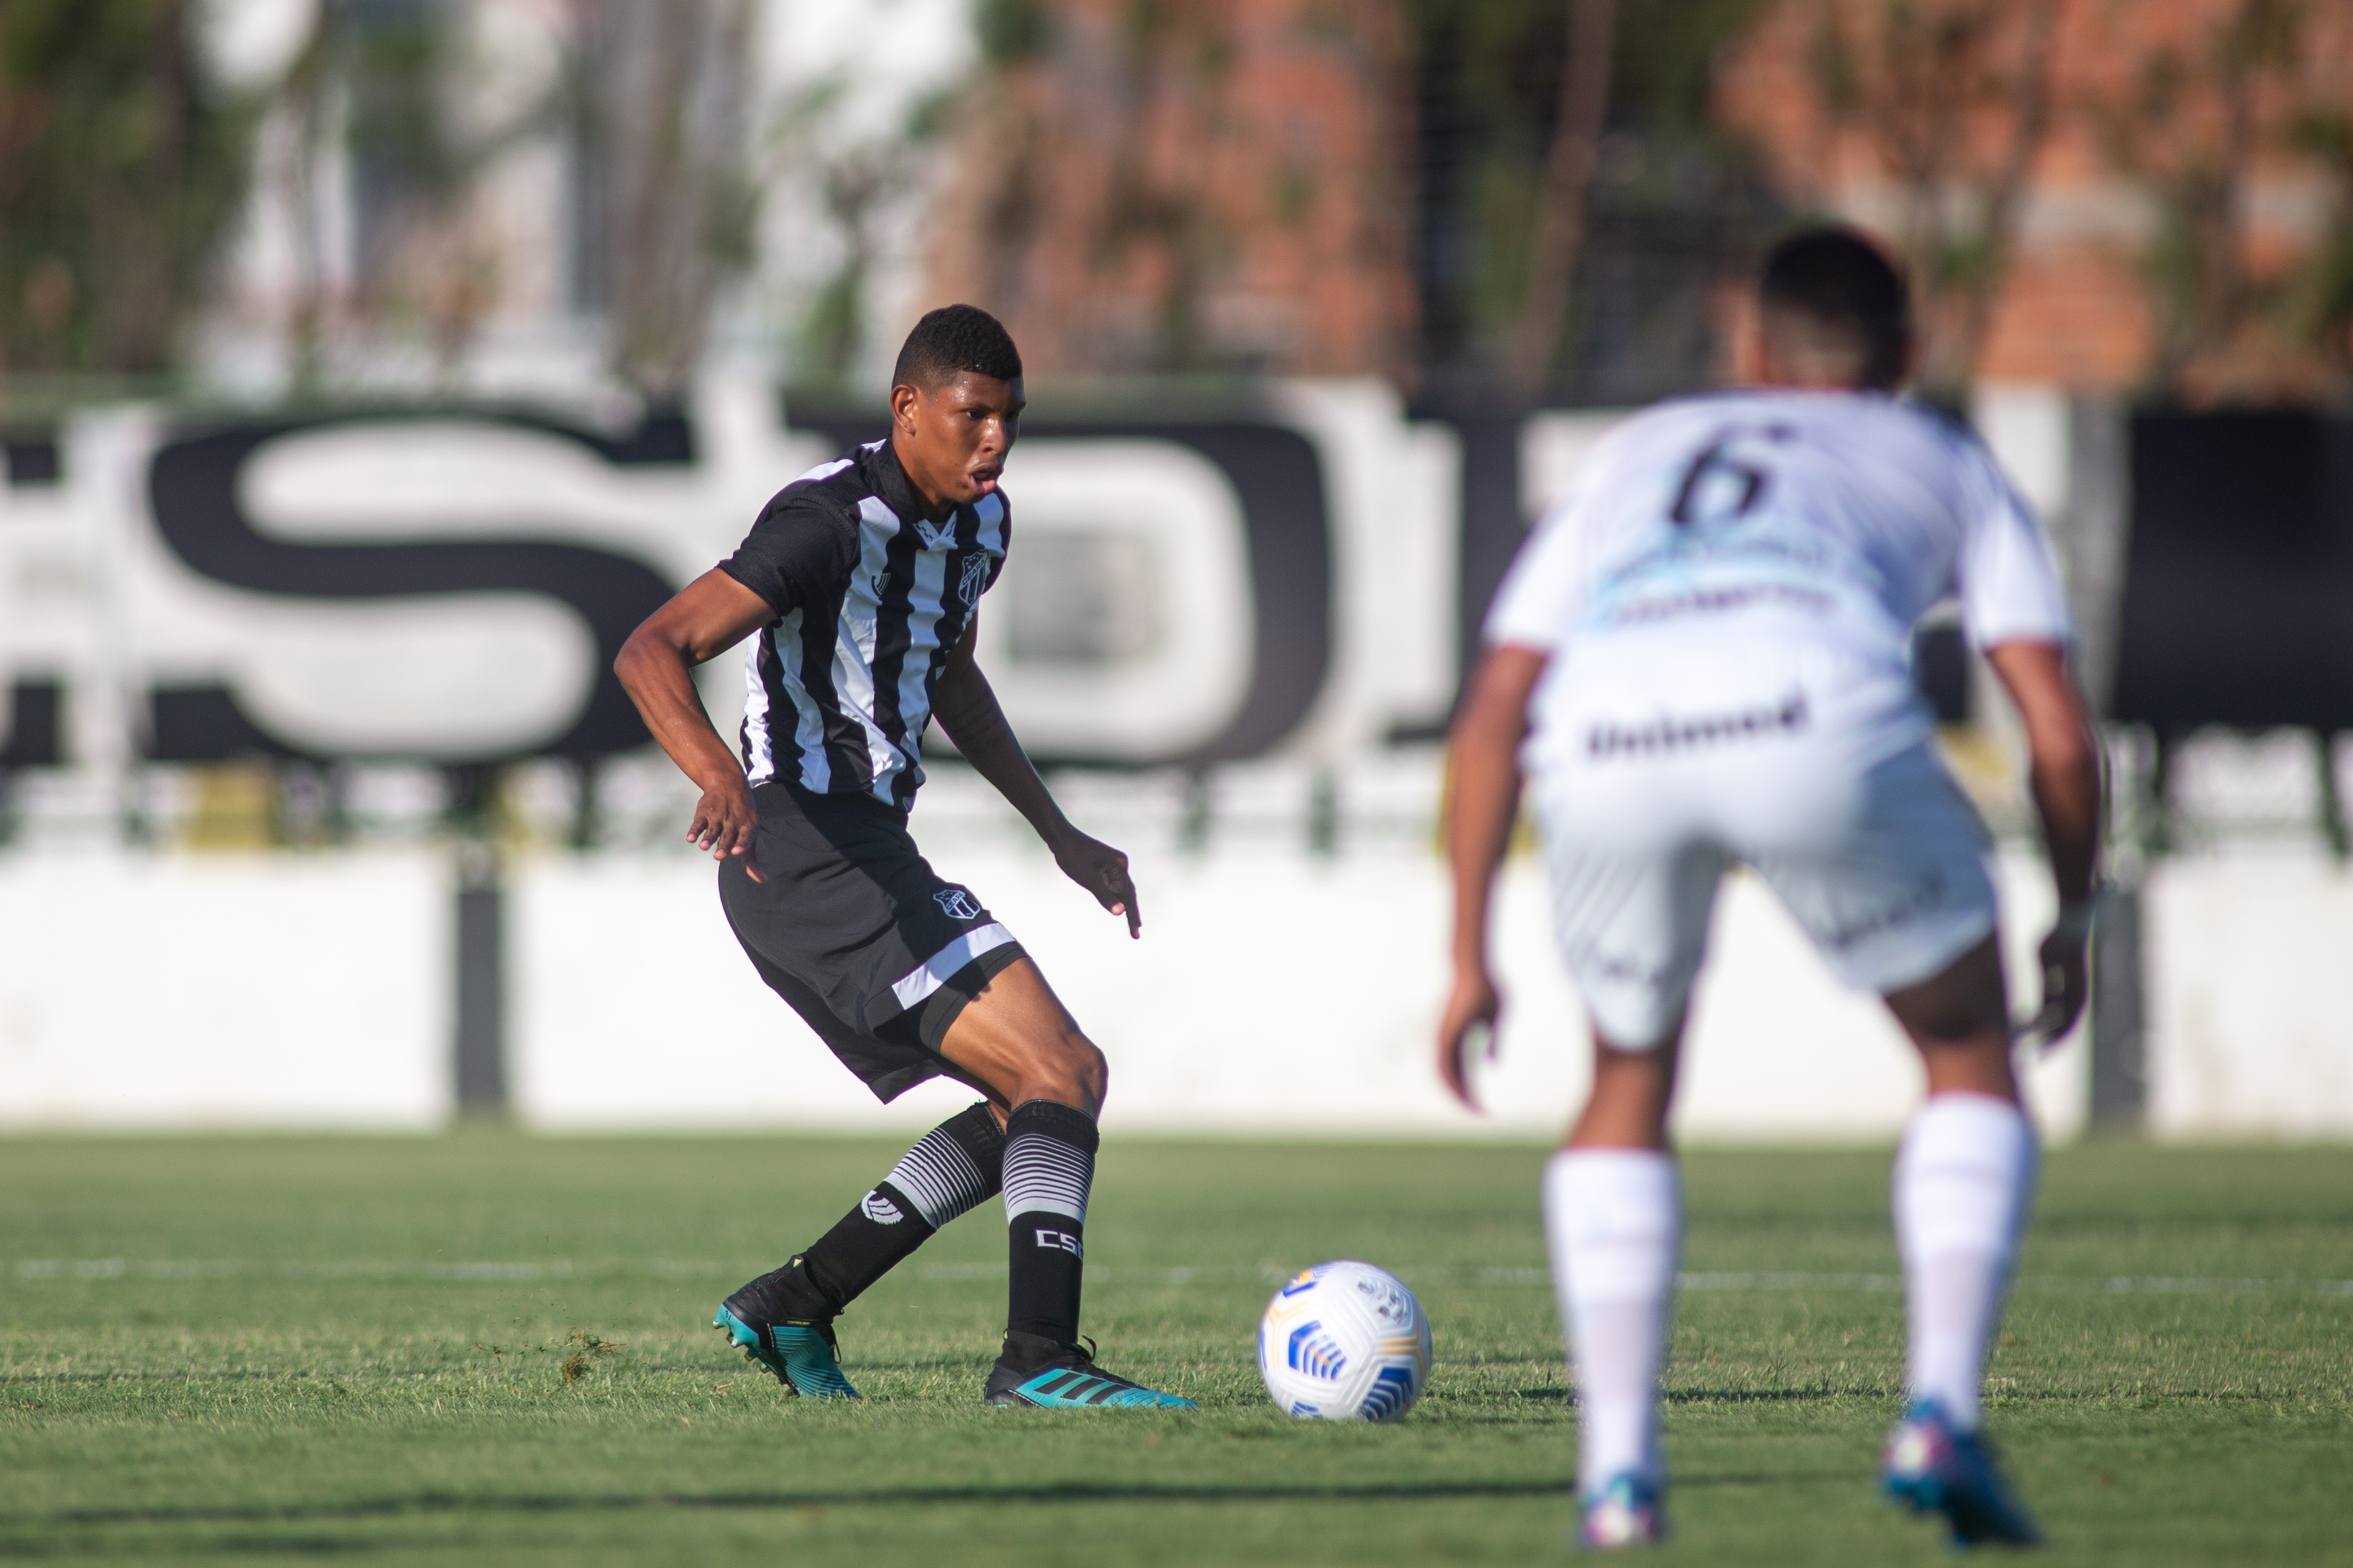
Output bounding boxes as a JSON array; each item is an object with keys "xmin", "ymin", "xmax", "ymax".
[
  {"xmin": 1892, "ymin": 1092, "xmax": 2037, "ymax": 1433},
  {"xmin": 1544, "ymin": 1148, "xmax": 1682, "ymax": 1496}
]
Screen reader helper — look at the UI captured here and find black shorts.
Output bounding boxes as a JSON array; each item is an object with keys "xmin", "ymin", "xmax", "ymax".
[{"xmin": 719, "ymin": 781, "xmax": 1026, "ymax": 1102}]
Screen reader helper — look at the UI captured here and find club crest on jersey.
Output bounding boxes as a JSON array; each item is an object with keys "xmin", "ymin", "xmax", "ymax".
[
  {"xmin": 915, "ymin": 517, "xmax": 957, "ymax": 551},
  {"xmin": 934, "ymin": 886, "xmax": 982, "ymax": 921},
  {"xmin": 957, "ymin": 551, "xmax": 990, "ymax": 607}
]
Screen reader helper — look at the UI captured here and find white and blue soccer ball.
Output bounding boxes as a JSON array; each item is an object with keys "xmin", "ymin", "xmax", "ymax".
[{"xmin": 1257, "ymin": 1260, "xmax": 1432, "ymax": 1421}]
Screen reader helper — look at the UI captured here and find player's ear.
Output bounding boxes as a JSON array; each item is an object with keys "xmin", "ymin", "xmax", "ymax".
[{"xmin": 890, "ymin": 380, "xmax": 924, "ymax": 433}]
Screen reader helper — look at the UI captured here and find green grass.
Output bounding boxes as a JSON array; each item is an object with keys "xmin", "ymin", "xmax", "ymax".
[{"xmin": 1, "ymin": 1135, "xmax": 2347, "ymax": 1565}]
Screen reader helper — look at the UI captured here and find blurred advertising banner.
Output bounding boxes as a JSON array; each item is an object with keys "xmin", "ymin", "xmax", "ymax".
[
  {"xmin": 0, "ymin": 379, "xmax": 1503, "ymax": 777},
  {"xmin": 2, "ymin": 379, "xmax": 2137, "ymax": 782},
  {"xmin": 2113, "ymin": 410, "xmax": 2353, "ymax": 735}
]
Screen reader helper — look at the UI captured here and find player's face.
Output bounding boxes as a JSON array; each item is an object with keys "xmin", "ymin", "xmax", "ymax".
[{"xmin": 892, "ymin": 373, "xmax": 1025, "ymax": 512}]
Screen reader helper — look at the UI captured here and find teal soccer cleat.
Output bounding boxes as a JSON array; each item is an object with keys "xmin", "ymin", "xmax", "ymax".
[
  {"xmin": 1575, "ymin": 1472, "xmax": 1668, "ymax": 1550},
  {"xmin": 983, "ymin": 1335, "xmax": 1196, "ymax": 1409},
  {"xmin": 714, "ymin": 1303, "xmax": 860, "ymax": 1399},
  {"xmin": 1881, "ymin": 1397, "xmax": 2042, "ymax": 1548}
]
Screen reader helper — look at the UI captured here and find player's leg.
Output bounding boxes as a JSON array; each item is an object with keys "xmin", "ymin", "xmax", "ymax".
[
  {"xmin": 1878, "ymin": 935, "xmax": 2042, "ymax": 1545},
  {"xmin": 934, "ymin": 959, "xmax": 1193, "ymax": 1408},
  {"xmin": 1757, "ymin": 741, "xmax": 2041, "ymax": 1544},
  {"xmin": 931, "ymin": 956, "xmax": 1106, "ymax": 1117},
  {"xmin": 717, "ymin": 1099, "xmax": 1007, "ymax": 1397},
  {"xmin": 707, "ymin": 790, "xmax": 1025, "ymax": 1398},
  {"xmin": 1550, "ymin": 1022, "xmax": 1686, "ymax": 1548},
  {"xmin": 1538, "ymin": 837, "xmax": 1720, "ymax": 1548}
]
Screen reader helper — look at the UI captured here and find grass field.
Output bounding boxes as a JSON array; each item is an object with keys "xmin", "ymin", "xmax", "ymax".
[{"xmin": 2, "ymin": 1134, "xmax": 2347, "ymax": 1565}]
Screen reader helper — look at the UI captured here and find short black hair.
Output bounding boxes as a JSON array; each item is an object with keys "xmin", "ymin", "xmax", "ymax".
[
  {"xmin": 893, "ymin": 304, "xmax": 1023, "ymax": 390},
  {"xmin": 1757, "ymin": 225, "xmax": 1910, "ymax": 389}
]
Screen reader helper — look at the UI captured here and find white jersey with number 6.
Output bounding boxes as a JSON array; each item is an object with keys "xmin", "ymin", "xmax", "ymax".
[
  {"xmin": 1484, "ymin": 389, "xmax": 2074, "ymax": 1047},
  {"xmin": 1489, "ymin": 389, "xmax": 2072, "ymax": 774}
]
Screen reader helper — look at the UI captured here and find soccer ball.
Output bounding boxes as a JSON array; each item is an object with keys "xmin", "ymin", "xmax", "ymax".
[{"xmin": 1257, "ymin": 1260, "xmax": 1432, "ymax": 1421}]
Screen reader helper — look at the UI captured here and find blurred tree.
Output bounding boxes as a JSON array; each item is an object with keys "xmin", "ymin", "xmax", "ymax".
[
  {"xmin": 269, "ymin": 0, "xmax": 752, "ymax": 399},
  {"xmin": 1804, "ymin": 0, "xmax": 2062, "ymax": 402},
  {"xmin": 275, "ymin": 0, "xmax": 567, "ymax": 392},
  {"xmin": 1504, "ymin": 0, "xmax": 1616, "ymax": 398},
  {"xmin": 928, "ymin": 0, "xmax": 1415, "ymax": 381},
  {"xmin": 2090, "ymin": 0, "xmax": 2352, "ymax": 402},
  {"xmin": 570, "ymin": 0, "xmax": 758, "ymax": 398},
  {"xmin": 1411, "ymin": 0, "xmax": 1778, "ymax": 401},
  {"xmin": 785, "ymin": 81, "xmax": 953, "ymax": 391},
  {"xmin": 0, "ymin": 1, "xmax": 255, "ymax": 382},
  {"xmin": 2287, "ymin": 99, "xmax": 2353, "ymax": 386}
]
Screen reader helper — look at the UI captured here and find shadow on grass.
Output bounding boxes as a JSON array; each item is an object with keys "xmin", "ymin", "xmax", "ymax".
[
  {"xmin": 6, "ymin": 1468, "xmax": 1832, "ymax": 1534},
  {"xmin": 1668, "ymin": 1388, "xmax": 1870, "ymax": 1405}
]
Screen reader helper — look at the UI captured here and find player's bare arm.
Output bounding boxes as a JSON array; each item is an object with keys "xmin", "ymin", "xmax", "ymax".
[
  {"xmin": 933, "ymin": 615, "xmax": 1142, "ymax": 938},
  {"xmin": 1985, "ymin": 638, "xmax": 2103, "ymax": 1048},
  {"xmin": 613, "ymin": 568, "xmax": 778, "ymax": 881},
  {"xmin": 1437, "ymin": 643, "xmax": 1547, "ymax": 1108}
]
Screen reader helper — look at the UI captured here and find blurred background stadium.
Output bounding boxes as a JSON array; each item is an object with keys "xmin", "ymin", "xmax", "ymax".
[{"xmin": 4, "ymin": 0, "xmax": 2352, "ymax": 1143}]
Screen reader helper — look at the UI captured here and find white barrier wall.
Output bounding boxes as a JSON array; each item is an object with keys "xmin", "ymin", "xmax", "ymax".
[
  {"xmin": 2145, "ymin": 859, "xmax": 2353, "ymax": 1138},
  {"xmin": 511, "ymin": 842, "xmax": 2084, "ymax": 1142},
  {"xmin": 0, "ymin": 852, "xmax": 448, "ymax": 1128},
  {"xmin": 7, "ymin": 844, "xmax": 2349, "ymax": 1140}
]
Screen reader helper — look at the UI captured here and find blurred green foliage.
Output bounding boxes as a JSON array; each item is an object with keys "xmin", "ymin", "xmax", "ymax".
[
  {"xmin": 1409, "ymin": 0, "xmax": 1776, "ymax": 394},
  {"xmin": 976, "ymin": 0, "xmax": 1055, "ymax": 67},
  {"xmin": 0, "ymin": 0, "xmax": 255, "ymax": 379}
]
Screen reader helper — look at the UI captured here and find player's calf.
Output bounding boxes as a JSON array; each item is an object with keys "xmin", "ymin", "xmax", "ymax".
[
  {"xmin": 716, "ymin": 1102, "xmax": 1006, "ymax": 1399},
  {"xmin": 978, "ymin": 1099, "xmax": 1194, "ymax": 1410}
]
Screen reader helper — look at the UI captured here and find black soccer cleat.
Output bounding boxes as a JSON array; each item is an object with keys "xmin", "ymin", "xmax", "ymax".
[
  {"xmin": 1881, "ymin": 1397, "xmax": 2042, "ymax": 1548},
  {"xmin": 715, "ymin": 1258, "xmax": 859, "ymax": 1399},
  {"xmin": 983, "ymin": 1331, "xmax": 1196, "ymax": 1410}
]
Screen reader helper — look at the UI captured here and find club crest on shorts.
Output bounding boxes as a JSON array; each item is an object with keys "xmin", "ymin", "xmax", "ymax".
[
  {"xmin": 934, "ymin": 886, "xmax": 982, "ymax": 921},
  {"xmin": 957, "ymin": 551, "xmax": 990, "ymax": 608}
]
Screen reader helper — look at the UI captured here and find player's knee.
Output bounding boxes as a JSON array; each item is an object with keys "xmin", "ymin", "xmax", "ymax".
[
  {"xmin": 1886, "ymin": 937, "xmax": 2007, "ymax": 1046},
  {"xmin": 1905, "ymin": 999, "xmax": 2003, "ymax": 1048},
  {"xmin": 1017, "ymin": 1029, "xmax": 1105, "ymax": 1111},
  {"xmin": 1889, "ymin": 974, "xmax": 2006, "ymax": 1046},
  {"xmin": 1065, "ymin": 1036, "xmax": 1109, "ymax": 1105}
]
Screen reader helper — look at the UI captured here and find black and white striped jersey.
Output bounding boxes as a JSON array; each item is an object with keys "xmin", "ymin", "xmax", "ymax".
[{"xmin": 719, "ymin": 440, "xmax": 1010, "ymax": 809}]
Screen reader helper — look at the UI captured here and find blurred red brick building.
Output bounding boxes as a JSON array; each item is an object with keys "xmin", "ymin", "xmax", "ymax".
[
  {"xmin": 1719, "ymin": 0, "xmax": 2353, "ymax": 399},
  {"xmin": 924, "ymin": 0, "xmax": 2353, "ymax": 399},
  {"xmin": 925, "ymin": 0, "xmax": 1417, "ymax": 381}
]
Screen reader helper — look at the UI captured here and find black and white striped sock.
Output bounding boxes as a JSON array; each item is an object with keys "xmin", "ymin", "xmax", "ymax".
[
  {"xmin": 798, "ymin": 1102, "xmax": 1004, "ymax": 1313},
  {"xmin": 1001, "ymin": 1099, "xmax": 1098, "ymax": 1348}
]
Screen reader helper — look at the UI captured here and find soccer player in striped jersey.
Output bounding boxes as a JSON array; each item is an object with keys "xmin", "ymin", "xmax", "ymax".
[
  {"xmin": 1440, "ymin": 229, "xmax": 2101, "ymax": 1548},
  {"xmin": 616, "ymin": 305, "xmax": 1192, "ymax": 1411}
]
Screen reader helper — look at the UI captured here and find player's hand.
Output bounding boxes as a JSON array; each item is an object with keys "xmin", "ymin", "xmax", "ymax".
[
  {"xmin": 1437, "ymin": 966, "xmax": 1502, "ymax": 1111},
  {"xmin": 1052, "ymin": 828, "xmax": 1140, "ymax": 938},
  {"xmin": 2016, "ymin": 927, "xmax": 2088, "ymax": 1055},
  {"xmin": 688, "ymin": 775, "xmax": 762, "ymax": 884}
]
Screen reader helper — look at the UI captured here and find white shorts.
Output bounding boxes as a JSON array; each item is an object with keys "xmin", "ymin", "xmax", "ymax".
[{"xmin": 1530, "ymin": 707, "xmax": 1996, "ymax": 1050}]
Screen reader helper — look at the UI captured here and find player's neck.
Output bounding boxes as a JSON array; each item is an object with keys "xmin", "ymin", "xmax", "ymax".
[{"xmin": 886, "ymin": 433, "xmax": 960, "ymax": 524}]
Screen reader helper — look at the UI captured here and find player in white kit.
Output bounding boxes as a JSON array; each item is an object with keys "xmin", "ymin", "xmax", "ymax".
[{"xmin": 1439, "ymin": 228, "xmax": 2101, "ymax": 1549}]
